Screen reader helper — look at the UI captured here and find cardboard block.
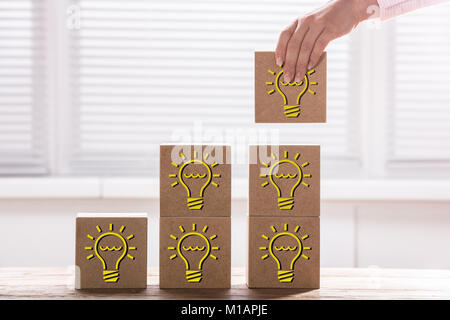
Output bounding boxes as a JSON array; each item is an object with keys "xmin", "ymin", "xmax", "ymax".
[
  {"xmin": 75, "ymin": 213, "xmax": 147, "ymax": 289},
  {"xmin": 255, "ymin": 51, "xmax": 326, "ymax": 123},
  {"xmin": 247, "ymin": 216, "xmax": 319, "ymax": 288},
  {"xmin": 160, "ymin": 145, "xmax": 231, "ymax": 217},
  {"xmin": 249, "ymin": 145, "xmax": 320, "ymax": 217},
  {"xmin": 160, "ymin": 217, "xmax": 231, "ymax": 288}
]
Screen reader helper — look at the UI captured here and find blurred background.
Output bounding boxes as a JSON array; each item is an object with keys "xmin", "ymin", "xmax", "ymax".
[{"xmin": 1, "ymin": 0, "xmax": 450, "ymax": 269}]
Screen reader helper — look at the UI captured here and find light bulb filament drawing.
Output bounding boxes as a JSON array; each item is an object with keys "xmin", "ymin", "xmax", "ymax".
[
  {"xmin": 182, "ymin": 246, "xmax": 206, "ymax": 251},
  {"xmin": 273, "ymin": 173, "xmax": 297, "ymax": 179},
  {"xmin": 169, "ymin": 151, "xmax": 221, "ymax": 210},
  {"xmin": 260, "ymin": 151, "xmax": 312, "ymax": 210},
  {"xmin": 260, "ymin": 224, "xmax": 311, "ymax": 283},
  {"xmin": 168, "ymin": 224, "xmax": 220, "ymax": 283},
  {"xmin": 274, "ymin": 246, "xmax": 297, "ymax": 251},
  {"xmin": 85, "ymin": 223, "xmax": 137, "ymax": 283},
  {"xmin": 267, "ymin": 68, "xmax": 318, "ymax": 118},
  {"xmin": 184, "ymin": 173, "xmax": 207, "ymax": 179},
  {"xmin": 99, "ymin": 246, "xmax": 123, "ymax": 251}
]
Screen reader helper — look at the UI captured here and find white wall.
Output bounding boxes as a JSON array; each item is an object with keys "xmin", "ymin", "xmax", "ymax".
[{"xmin": 1, "ymin": 198, "xmax": 450, "ymax": 269}]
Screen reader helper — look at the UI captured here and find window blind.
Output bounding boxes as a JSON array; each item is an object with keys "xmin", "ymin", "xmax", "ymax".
[
  {"xmin": 0, "ymin": 0, "xmax": 47, "ymax": 175},
  {"xmin": 389, "ymin": 3, "xmax": 450, "ymax": 163},
  {"xmin": 66, "ymin": 0, "xmax": 356, "ymax": 175}
]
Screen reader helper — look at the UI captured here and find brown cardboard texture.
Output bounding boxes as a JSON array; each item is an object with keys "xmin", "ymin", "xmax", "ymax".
[
  {"xmin": 160, "ymin": 145, "xmax": 231, "ymax": 217},
  {"xmin": 75, "ymin": 214, "xmax": 147, "ymax": 289},
  {"xmin": 160, "ymin": 217, "xmax": 231, "ymax": 288},
  {"xmin": 249, "ymin": 145, "xmax": 320, "ymax": 217},
  {"xmin": 247, "ymin": 216, "xmax": 320, "ymax": 288},
  {"xmin": 255, "ymin": 51, "xmax": 326, "ymax": 123}
]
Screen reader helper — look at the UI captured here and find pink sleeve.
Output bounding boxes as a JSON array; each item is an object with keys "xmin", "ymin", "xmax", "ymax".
[{"xmin": 377, "ymin": 0, "xmax": 449, "ymax": 20}]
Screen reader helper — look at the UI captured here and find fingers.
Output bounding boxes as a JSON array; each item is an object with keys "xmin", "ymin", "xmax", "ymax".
[
  {"xmin": 307, "ymin": 31, "xmax": 330, "ymax": 73},
  {"xmin": 283, "ymin": 22, "xmax": 309, "ymax": 82},
  {"xmin": 294, "ymin": 27, "xmax": 325, "ymax": 82},
  {"xmin": 275, "ymin": 20, "xmax": 297, "ymax": 67},
  {"xmin": 278, "ymin": 15, "xmax": 330, "ymax": 82}
]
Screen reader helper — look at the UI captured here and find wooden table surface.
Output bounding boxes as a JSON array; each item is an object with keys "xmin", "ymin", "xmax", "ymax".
[{"xmin": 1, "ymin": 267, "xmax": 449, "ymax": 299}]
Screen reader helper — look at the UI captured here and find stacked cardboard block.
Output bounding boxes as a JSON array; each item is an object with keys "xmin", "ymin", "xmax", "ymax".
[
  {"xmin": 159, "ymin": 145, "xmax": 231, "ymax": 288},
  {"xmin": 75, "ymin": 213, "xmax": 148, "ymax": 289},
  {"xmin": 254, "ymin": 51, "xmax": 326, "ymax": 123},
  {"xmin": 247, "ymin": 145, "xmax": 320, "ymax": 288}
]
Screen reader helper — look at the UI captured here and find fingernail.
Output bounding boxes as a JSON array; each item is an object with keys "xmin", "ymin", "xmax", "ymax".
[
  {"xmin": 295, "ymin": 74, "xmax": 302, "ymax": 82},
  {"xmin": 284, "ymin": 72, "xmax": 292, "ymax": 82},
  {"xmin": 276, "ymin": 57, "xmax": 283, "ymax": 67},
  {"xmin": 308, "ymin": 62, "xmax": 313, "ymax": 69}
]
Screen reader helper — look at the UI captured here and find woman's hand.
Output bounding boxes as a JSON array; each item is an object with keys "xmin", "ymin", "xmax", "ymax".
[{"xmin": 275, "ymin": 0, "xmax": 378, "ymax": 82}]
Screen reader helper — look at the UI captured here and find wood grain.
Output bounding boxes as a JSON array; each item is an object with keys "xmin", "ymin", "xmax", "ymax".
[{"xmin": 0, "ymin": 267, "xmax": 449, "ymax": 299}]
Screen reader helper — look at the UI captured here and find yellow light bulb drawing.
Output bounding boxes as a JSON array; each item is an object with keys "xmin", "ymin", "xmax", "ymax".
[
  {"xmin": 260, "ymin": 224, "xmax": 311, "ymax": 283},
  {"xmin": 85, "ymin": 223, "xmax": 136, "ymax": 283},
  {"xmin": 260, "ymin": 150, "xmax": 311, "ymax": 210},
  {"xmin": 266, "ymin": 67, "xmax": 318, "ymax": 118},
  {"xmin": 168, "ymin": 224, "xmax": 220, "ymax": 283},
  {"xmin": 169, "ymin": 150, "xmax": 221, "ymax": 210}
]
